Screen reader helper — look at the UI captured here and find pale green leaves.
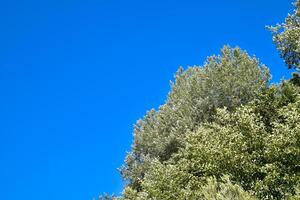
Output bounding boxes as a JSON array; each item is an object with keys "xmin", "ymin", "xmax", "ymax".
[
  {"xmin": 121, "ymin": 46, "xmax": 270, "ymax": 193},
  {"xmin": 270, "ymin": 0, "xmax": 300, "ymax": 69}
]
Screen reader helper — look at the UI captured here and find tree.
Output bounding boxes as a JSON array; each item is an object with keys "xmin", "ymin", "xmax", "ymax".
[
  {"xmin": 110, "ymin": 2, "xmax": 300, "ymax": 199},
  {"xmin": 125, "ymin": 82, "xmax": 300, "ymax": 200},
  {"xmin": 270, "ymin": 0, "xmax": 300, "ymax": 70},
  {"xmin": 123, "ymin": 165, "xmax": 257, "ymax": 200},
  {"xmin": 121, "ymin": 46, "xmax": 270, "ymax": 193}
]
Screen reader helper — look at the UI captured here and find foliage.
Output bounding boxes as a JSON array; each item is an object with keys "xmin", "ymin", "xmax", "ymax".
[
  {"xmin": 123, "ymin": 165, "xmax": 257, "ymax": 200},
  {"xmin": 100, "ymin": 1, "xmax": 300, "ymax": 199},
  {"xmin": 269, "ymin": 0, "xmax": 300, "ymax": 70},
  {"xmin": 125, "ymin": 82, "xmax": 300, "ymax": 199},
  {"xmin": 120, "ymin": 46, "xmax": 270, "ymax": 192},
  {"xmin": 99, "ymin": 193, "xmax": 118, "ymax": 200},
  {"xmin": 200, "ymin": 176, "xmax": 257, "ymax": 200}
]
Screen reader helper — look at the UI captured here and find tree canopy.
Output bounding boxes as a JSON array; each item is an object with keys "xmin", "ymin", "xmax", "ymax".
[
  {"xmin": 102, "ymin": 1, "xmax": 300, "ymax": 199},
  {"xmin": 121, "ymin": 46, "xmax": 270, "ymax": 193},
  {"xmin": 270, "ymin": 0, "xmax": 300, "ymax": 70},
  {"xmin": 123, "ymin": 82, "xmax": 300, "ymax": 199}
]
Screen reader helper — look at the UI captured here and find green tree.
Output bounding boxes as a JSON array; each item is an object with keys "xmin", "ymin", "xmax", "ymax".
[
  {"xmin": 121, "ymin": 46, "xmax": 270, "ymax": 193},
  {"xmin": 270, "ymin": 0, "xmax": 300, "ymax": 70},
  {"xmin": 123, "ymin": 164, "xmax": 257, "ymax": 200},
  {"xmin": 113, "ymin": 2, "xmax": 300, "ymax": 199},
  {"xmin": 130, "ymin": 82, "xmax": 300, "ymax": 200}
]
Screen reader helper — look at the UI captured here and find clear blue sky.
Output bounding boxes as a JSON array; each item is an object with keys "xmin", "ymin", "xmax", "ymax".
[{"xmin": 0, "ymin": 0, "xmax": 294, "ymax": 199}]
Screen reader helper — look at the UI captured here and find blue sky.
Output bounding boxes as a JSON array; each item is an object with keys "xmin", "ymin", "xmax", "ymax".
[{"xmin": 0, "ymin": 0, "xmax": 294, "ymax": 199}]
